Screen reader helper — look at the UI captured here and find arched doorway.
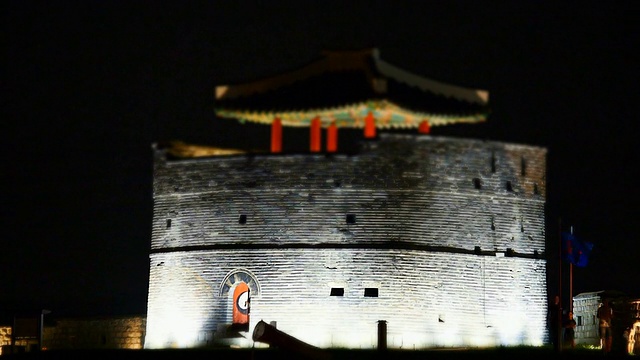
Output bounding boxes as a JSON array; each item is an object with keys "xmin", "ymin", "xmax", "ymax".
[
  {"xmin": 220, "ymin": 269, "xmax": 260, "ymax": 332},
  {"xmin": 233, "ymin": 282, "xmax": 250, "ymax": 325}
]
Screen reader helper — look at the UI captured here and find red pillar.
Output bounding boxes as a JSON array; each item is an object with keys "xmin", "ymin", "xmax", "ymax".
[
  {"xmin": 326, "ymin": 121, "xmax": 338, "ymax": 153},
  {"xmin": 418, "ymin": 120, "xmax": 431, "ymax": 134},
  {"xmin": 310, "ymin": 116, "xmax": 321, "ymax": 152},
  {"xmin": 364, "ymin": 112, "xmax": 376, "ymax": 138},
  {"xmin": 271, "ymin": 117, "xmax": 282, "ymax": 153}
]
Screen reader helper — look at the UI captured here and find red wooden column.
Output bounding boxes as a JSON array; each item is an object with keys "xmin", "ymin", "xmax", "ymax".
[
  {"xmin": 418, "ymin": 120, "xmax": 431, "ymax": 134},
  {"xmin": 310, "ymin": 116, "xmax": 321, "ymax": 152},
  {"xmin": 364, "ymin": 112, "xmax": 376, "ymax": 138},
  {"xmin": 271, "ymin": 117, "xmax": 282, "ymax": 153},
  {"xmin": 326, "ymin": 121, "xmax": 338, "ymax": 153}
]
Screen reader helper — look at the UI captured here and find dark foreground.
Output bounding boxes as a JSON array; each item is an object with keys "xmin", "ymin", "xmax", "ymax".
[{"xmin": 0, "ymin": 347, "xmax": 633, "ymax": 360}]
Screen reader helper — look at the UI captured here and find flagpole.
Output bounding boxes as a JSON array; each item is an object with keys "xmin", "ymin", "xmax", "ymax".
[
  {"xmin": 558, "ymin": 218, "xmax": 562, "ymax": 310},
  {"xmin": 558, "ymin": 217, "xmax": 563, "ymax": 352},
  {"xmin": 569, "ymin": 225, "xmax": 574, "ymax": 313}
]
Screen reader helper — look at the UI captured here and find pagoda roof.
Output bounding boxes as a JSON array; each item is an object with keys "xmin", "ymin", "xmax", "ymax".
[{"xmin": 215, "ymin": 48, "xmax": 490, "ymax": 129}]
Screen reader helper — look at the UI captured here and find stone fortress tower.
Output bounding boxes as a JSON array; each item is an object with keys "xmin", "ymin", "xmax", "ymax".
[{"xmin": 144, "ymin": 49, "xmax": 548, "ymax": 350}]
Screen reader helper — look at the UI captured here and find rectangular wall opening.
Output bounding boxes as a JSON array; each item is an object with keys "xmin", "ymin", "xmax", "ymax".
[
  {"xmin": 364, "ymin": 288, "xmax": 378, "ymax": 297},
  {"xmin": 330, "ymin": 288, "xmax": 344, "ymax": 296}
]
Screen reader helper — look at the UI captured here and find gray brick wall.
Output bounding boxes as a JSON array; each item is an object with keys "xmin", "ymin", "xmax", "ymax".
[
  {"xmin": 145, "ymin": 134, "xmax": 548, "ymax": 349},
  {"xmin": 573, "ymin": 292, "xmax": 602, "ymax": 346}
]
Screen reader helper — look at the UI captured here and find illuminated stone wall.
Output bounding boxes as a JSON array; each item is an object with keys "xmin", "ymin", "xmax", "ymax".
[
  {"xmin": 0, "ymin": 326, "xmax": 11, "ymax": 355},
  {"xmin": 43, "ymin": 316, "xmax": 146, "ymax": 350},
  {"xmin": 145, "ymin": 134, "xmax": 548, "ymax": 349},
  {"xmin": 573, "ymin": 292, "xmax": 602, "ymax": 346}
]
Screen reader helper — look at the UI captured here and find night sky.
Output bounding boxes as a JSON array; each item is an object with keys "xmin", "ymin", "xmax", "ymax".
[{"xmin": 3, "ymin": 2, "xmax": 639, "ymax": 319}]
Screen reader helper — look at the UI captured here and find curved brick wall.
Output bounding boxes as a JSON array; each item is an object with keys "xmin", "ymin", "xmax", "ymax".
[{"xmin": 145, "ymin": 133, "xmax": 548, "ymax": 349}]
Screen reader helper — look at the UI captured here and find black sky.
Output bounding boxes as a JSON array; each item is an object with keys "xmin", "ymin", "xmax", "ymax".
[{"xmin": 3, "ymin": 1, "xmax": 639, "ymax": 319}]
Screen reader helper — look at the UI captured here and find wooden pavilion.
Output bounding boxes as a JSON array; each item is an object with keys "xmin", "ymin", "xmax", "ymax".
[{"xmin": 214, "ymin": 48, "xmax": 490, "ymax": 153}]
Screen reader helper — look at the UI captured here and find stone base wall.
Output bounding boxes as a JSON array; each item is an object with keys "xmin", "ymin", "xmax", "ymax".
[
  {"xmin": 0, "ymin": 326, "xmax": 12, "ymax": 355},
  {"xmin": 43, "ymin": 316, "xmax": 146, "ymax": 350}
]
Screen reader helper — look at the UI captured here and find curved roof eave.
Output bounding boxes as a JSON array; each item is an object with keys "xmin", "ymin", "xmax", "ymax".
[
  {"xmin": 215, "ymin": 48, "xmax": 489, "ymax": 106},
  {"xmin": 372, "ymin": 50, "xmax": 489, "ymax": 105}
]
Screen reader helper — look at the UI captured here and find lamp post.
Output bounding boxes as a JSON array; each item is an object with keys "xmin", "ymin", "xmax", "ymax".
[{"xmin": 40, "ymin": 309, "xmax": 51, "ymax": 351}]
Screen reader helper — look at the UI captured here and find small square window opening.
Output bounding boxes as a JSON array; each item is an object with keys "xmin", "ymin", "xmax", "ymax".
[
  {"xmin": 346, "ymin": 214, "xmax": 356, "ymax": 224},
  {"xmin": 364, "ymin": 288, "xmax": 378, "ymax": 297},
  {"xmin": 330, "ymin": 288, "xmax": 344, "ymax": 296}
]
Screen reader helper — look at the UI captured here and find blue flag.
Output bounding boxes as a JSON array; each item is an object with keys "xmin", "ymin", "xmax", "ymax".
[{"xmin": 561, "ymin": 232, "xmax": 594, "ymax": 267}]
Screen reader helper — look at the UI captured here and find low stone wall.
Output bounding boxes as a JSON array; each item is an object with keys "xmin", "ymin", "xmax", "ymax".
[
  {"xmin": 43, "ymin": 315, "xmax": 146, "ymax": 350},
  {"xmin": 0, "ymin": 326, "xmax": 12, "ymax": 355}
]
